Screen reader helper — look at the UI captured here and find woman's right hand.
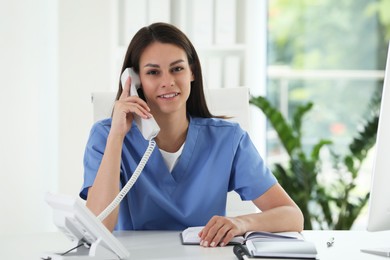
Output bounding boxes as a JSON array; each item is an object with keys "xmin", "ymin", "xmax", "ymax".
[{"xmin": 110, "ymin": 76, "xmax": 152, "ymax": 138}]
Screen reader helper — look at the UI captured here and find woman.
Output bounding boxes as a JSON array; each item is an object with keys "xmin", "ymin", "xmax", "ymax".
[{"xmin": 81, "ymin": 22, "xmax": 303, "ymax": 248}]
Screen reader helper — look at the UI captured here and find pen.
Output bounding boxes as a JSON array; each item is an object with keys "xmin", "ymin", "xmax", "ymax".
[
  {"xmin": 327, "ymin": 237, "xmax": 334, "ymax": 247},
  {"xmin": 233, "ymin": 244, "xmax": 251, "ymax": 259}
]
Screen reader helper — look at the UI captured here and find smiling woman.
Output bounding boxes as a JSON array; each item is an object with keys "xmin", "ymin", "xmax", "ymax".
[
  {"xmin": 81, "ymin": 22, "xmax": 303, "ymax": 248},
  {"xmin": 138, "ymin": 43, "xmax": 194, "ymax": 119}
]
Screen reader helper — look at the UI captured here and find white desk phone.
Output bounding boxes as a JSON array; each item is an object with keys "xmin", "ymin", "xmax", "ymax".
[
  {"xmin": 121, "ymin": 68, "xmax": 160, "ymax": 140},
  {"xmin": 43, "ymin": 68, "xmax": 160, "ymax": 260}
]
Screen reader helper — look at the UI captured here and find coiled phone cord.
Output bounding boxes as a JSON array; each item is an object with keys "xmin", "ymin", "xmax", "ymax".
[{"xmin": 97, "ymin": 139, "xmax": 157, "ymax": 222}]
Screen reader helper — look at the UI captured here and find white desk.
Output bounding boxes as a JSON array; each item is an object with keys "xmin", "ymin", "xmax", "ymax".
[{"xmin": 1, "ymin": 230, "xmax": 389, "ymax": 259}]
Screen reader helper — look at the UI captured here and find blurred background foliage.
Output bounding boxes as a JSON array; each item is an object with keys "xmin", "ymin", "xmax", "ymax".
[
  {"xmin": 268, "ymin": 0, "xmax": 389, "ymax": 69},
  {"xmin": 263, "ymin": 0, "xmax": 390, "ymax": 229}
]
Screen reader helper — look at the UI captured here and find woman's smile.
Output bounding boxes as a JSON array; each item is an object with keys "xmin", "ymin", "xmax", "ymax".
[{"xmin": 158, "ymin": 92, "xmax": 180, "ymax": 99}]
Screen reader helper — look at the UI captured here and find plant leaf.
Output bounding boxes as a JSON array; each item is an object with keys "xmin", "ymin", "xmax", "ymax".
[{"xmin": 250, "ymin": 96, "xmax": 298, "ymax": 156}]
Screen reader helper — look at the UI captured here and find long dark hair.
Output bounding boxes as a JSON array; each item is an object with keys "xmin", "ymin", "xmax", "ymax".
[{"xmin": 116, "ymin": 22, "xmax": 220, "ymax": 118}]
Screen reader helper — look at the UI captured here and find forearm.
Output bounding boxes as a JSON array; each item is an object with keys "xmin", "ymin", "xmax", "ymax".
[
  {"xmin": 199, "ymin": 205, "xmax": 303, "ymax": 248},
  {"xmin": 199, "ymin": 184, "xmax": 304, "ymax": 247},
  {"xmin": 86, "ymin": 134, "xmax": 124, "ymax": 231},
  {"xmin": 235, "ymin": 205, "xmax": 304, "ymax": 234}
]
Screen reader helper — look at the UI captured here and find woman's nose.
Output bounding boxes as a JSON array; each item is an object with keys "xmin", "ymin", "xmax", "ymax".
[{"xmin": 161, "ymin": 72, "xmax": 174, "ymax": 88}]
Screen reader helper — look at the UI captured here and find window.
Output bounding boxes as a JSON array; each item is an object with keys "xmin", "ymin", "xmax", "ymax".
[{"xmin": 266, "ymin": 0, "xmax": 389, "ymax": 229}]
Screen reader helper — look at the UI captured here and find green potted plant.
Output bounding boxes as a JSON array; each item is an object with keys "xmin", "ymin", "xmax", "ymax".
[{"xmin": 250, "ymin": 90, "xmax": 380, "ymax": 229}]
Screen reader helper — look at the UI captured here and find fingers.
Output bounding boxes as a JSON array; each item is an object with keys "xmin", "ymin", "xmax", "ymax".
[
  {"xmin": 110, "ymin": 96, "xmax": 153, "ymax": 137},
  {"xmin": 115, "ymin": 97, "xmax": 152, "ymax": 119},
  {"xmin": 199, "ymin": 216, "xmax": 238, "ymax": 247},
  {"xmin": 112, "ymin": 75, "xmax": 153, "ymax": 137},
  {"xmin": 120, "ymin": 77, "xmax": 131, "ymax": 100},
  {"xmin": 119, "ymin": 76, "xmax": 151, "ymax": 117}
]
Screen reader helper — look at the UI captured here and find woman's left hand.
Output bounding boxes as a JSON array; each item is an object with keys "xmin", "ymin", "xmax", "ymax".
[{"xmin": 198, "ymin": 215, "xmax": 246, "ymax": 247}]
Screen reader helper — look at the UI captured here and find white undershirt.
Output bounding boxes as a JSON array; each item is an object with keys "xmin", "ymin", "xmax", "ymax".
[{"xmin": 159, "ymin": 143, "xmax": 185, "ymax": 172}]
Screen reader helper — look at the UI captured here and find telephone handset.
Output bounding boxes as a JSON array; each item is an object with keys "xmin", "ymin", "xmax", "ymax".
[
  {"xmin": 96, "ymin": 69, "xmax": 159, "ymax": 222},
  {"xmin": 121, "ymin": 68, "xmax": 160, "ymax": 140}
]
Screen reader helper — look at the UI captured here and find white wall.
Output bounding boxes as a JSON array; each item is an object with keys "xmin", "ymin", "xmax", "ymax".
[
  {"xmin": 57, "ymin": 1, "xmax": 112, "ymax": 196},
  {"xmin": 0, "ymin": 0, "xmax": 58, "ymax": 234},
  {"xmin": 0, "ymin": 0, "xmax": 112, "ymax": 235}
]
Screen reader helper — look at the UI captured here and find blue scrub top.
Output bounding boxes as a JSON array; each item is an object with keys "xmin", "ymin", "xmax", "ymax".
[{"xmin": 80, "ymin": 116, "xmax": 277, "ymax": 230}]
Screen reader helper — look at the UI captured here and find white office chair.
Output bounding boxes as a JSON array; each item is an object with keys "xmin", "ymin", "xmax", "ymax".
[{"xmin": 91, "ymin": 87, "xmax": 257, "ymax": 216}]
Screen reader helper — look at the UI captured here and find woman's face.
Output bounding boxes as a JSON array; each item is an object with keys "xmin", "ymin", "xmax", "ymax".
[{"xmin": 138, "ymin": 42, "xmax": 194, "ymax": 117}]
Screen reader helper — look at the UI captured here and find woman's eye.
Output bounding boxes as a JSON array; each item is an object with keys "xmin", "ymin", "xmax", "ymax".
[
  {"xmin": 146, "ymin": 70, "xmax": 159, "ymax": 75},
  {"xmin": 172, "ymin": 67, "xmax": 184, "ymax": 72}
]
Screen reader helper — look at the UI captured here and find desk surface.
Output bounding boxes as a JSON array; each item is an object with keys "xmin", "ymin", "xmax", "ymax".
[{"xmin": 1, "ymin": 230, "xmax": 389, "ymax": 259}]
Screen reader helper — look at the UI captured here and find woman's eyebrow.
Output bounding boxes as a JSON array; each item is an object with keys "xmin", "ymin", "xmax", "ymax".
[
  {"xmin": 144, "ymin": 59, "xmax": 184, "ymax": 68},
  {"xmin": 143, "ymin": 59, "xmax": 185, "ymax": 68},
  {"xmin": 144, "ymin": 63, "xmax": 159, "ymax": 68},
  {"xmin": 170, "ymin": 59, "xmax": 185, "ymax": 66}
]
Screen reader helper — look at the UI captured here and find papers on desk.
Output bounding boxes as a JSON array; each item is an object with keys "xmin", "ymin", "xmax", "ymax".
[
  {"xmin": 181, "ymin": 226, "xmax": 303, "ymax": 245},
  {"xmin": 246, "ymin": 239, "xmax": 317, "ymax": 259},
  {"xmin": 181, "ymin": 226, "xmax": 317, "ymax": 259}
]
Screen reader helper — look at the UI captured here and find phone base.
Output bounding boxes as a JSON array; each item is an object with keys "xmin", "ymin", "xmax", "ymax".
[{"xmin": 42, "ymin": 239, "xmax": 125, "ymax": 260}]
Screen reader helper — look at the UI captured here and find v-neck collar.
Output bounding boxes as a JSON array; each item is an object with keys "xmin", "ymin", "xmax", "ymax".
[
  {"xmin": 151, "ymin": 116, "xmax": 200, "ymax": 194},
  {"xmin": 171, "ymin": 116, "xmax": 199, "ymax": 182}
]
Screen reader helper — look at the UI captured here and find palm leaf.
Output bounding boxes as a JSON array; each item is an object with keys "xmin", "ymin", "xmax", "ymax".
[{"xmin": 250, "ymin": 96, "xmax": 299, "ymax": 155}]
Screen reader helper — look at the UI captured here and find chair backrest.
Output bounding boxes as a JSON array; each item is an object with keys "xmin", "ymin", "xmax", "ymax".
[
  {"xmin": 91, "ymin": 91, "xmax": 116, "ymax": 122},
  {"xmin": 91, "ymin": 87, "xmax": 250, "ymax": 127},
  {"xmin": 91, "ymin": 87, "xmax": 256, "ymax": 216}
]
